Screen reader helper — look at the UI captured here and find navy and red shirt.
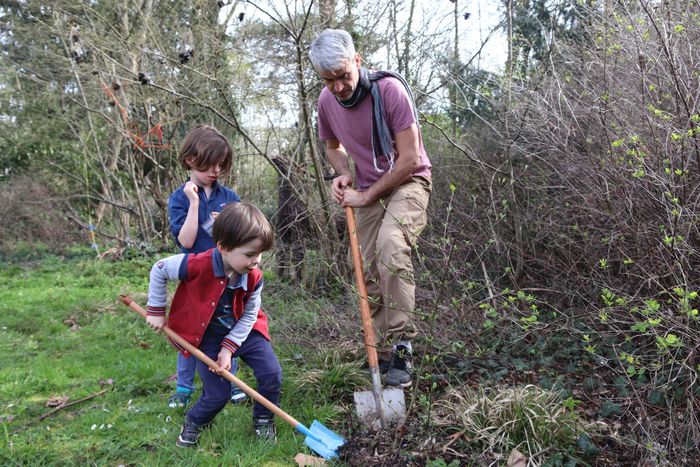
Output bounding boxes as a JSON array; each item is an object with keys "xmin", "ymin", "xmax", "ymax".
[{"xmin": 146, "ymin": 248, "xmax": 269, "ymax": 357}]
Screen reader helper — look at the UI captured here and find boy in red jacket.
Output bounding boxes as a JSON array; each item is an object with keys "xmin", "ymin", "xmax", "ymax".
[{"xmin": 146, "ymin": 202, "xmax": 282, "ymax": 446}]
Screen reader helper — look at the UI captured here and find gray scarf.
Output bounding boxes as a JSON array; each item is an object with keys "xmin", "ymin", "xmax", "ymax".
[{"xmin": 337, "ymin": 67, "xmax": 418, "ymax": 173}]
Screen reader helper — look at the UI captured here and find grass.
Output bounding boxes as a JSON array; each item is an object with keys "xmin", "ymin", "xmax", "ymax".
[
  {"xmin": 1, "ymin": 251, "xmax": 627, "ymax": 466},
  {"xmin": 0, "ymin": 253, "xmax": 347, "ymax": 466},
  {"xmin": 434, "ymin": 384, "xmax": 600, "ymax": 464}
]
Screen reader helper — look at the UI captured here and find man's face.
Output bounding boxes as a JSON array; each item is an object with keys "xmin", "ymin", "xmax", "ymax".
[{"xmin": 317, "ymin": 54, "xmax": 361, "ymax": 101}]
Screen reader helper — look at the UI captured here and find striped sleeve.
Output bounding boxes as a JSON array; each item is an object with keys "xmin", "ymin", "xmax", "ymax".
[
  {"xmin": 146, "ymin": 254, "xmax": 187, "ymax": 316},
  {"xmin": 222, "ymin": 277, "xmax": 263, "ymax": 351}
]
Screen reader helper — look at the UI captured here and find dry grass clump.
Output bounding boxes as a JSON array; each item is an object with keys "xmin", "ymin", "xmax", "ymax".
[{"xmin": 434, "ymin": 384, "xmax": 598, "ymax": 464}]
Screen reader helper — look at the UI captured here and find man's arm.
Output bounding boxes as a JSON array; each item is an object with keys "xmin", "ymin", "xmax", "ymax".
[
  {"xmin": 325, "ymin": 138, "xmax": 354, "ymax": 204},
  {"xmin": 341, "ymin": 123, "xmax": 421, "ymax": 207}
]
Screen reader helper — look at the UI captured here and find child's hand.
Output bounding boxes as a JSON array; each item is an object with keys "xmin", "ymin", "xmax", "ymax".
[
  {"xmin": 183, "ymin": 181, "xmax": 199, "ymax": 204},
  {"xmin": 212, "ymin": 347, "xmax": 233, "ymax": 374},
  {"xmin": 146, "ymin": 315, "xmax": 166, "ymax": 332}
]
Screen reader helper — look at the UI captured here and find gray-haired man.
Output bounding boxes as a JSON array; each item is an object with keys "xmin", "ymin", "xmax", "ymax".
[{"xmin": 309, "ymin": 29, "xmax": 432, "ymax": 387}]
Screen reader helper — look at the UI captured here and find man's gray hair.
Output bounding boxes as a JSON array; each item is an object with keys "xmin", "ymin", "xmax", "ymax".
[{"xmin": 309, "ymin": 29, "xmax": 356, "ymax": 71}]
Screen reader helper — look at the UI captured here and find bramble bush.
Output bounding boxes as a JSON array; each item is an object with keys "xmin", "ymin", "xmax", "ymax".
[{"xmin": 416, "ymin": 1, "xmax": 698, "ymax": 463}]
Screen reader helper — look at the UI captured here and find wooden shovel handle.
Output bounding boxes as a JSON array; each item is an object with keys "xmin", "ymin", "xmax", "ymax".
[
  {"xmin": 345, "ymin": 207, "xmax": 380, "ymax": 368},
  {"xmin": 118, "ymin": 295, "xmax": 299, "ymax": 429}
]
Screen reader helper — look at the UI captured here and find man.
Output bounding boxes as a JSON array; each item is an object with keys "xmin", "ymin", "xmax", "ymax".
[{"xmin": 309, "ymin": 29, "xmax": 432, "ymax": 387}]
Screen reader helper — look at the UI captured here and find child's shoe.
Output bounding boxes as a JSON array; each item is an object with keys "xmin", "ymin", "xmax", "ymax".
[
  {"xmin": 253, "ymin": 416, "xmax": 276, "ymax": 440},
  {"xmin": 230, "ymin": 386, "xmax": 248, "ymax": 405},
  {"xmin": 176, "ymin": 419, "xmax": 202, "ymax": 448},
  {"xmin": 168, "ymin": 388, "xmax": 192, "ymax": 409},
  {"xmin": 382, "ymin": 344, "xmax": 413, "ymax": 387}
]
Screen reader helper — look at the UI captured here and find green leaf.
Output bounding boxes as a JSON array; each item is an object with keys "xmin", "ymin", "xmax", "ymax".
[{"xmin": 599, "ymin": 401, "xmax": 622, "ymax": 417}]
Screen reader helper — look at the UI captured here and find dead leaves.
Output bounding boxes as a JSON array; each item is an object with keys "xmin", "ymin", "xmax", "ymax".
[
  {"xmin": 63, "ymin": 316, "xmax": 80, "ymax": 332},
  {"xmin": 45, "ymin": 395, "xmax": 70, "ymax": 408},
  {"xmin": 294, "ymin": 453, "xmax": 326, "ymax": 466}
]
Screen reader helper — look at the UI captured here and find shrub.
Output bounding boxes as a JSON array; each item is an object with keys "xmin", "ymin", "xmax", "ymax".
[{"xmin": 434, "ymin": 385, "xmax": 599, "ymax": 464}]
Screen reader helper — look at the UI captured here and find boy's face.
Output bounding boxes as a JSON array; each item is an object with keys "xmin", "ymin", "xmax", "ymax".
[
  {"xmin": 187, "ymin": 158, "xmax": 222, "ymax": 188},
  {"xmin": 218, "ymin": 238, "xmax": 265, "ymax": 276}
]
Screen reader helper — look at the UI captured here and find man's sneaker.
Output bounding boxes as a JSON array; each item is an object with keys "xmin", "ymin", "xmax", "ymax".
[
  {"xmin": 168, "ymin": 390, "xmax": 192, "ymax": 409},
  {"xmin": 382, "ymin": 344, "xmax": 413, "ymax": 387},
  {"xmin": 379, "ymin": 359, "xmax": 391, "ymax": 374},
  {"xmin": 176, "ymin": 420, "xmax": 202, "ymax": 448},
  {"xmin": 230, "ymin": 386, "xmax": 248, "ymax": 405},
  {"xmin": 253, "ymin": 416, "xmax": 276, "ymax": 441}
]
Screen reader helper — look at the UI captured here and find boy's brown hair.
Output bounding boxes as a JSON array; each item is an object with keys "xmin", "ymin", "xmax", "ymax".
[
  {"xmin": 178, "ymin": 124, "xmax": 233, "ymax": 173},
  {"xmin": 213, "ymin": 202, "xmax": 274, "ymax": 252}
]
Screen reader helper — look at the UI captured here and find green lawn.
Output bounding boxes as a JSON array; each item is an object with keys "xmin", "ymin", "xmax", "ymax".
[{"xmin": 0, "ymin": 255, "xmax": 345, "ymax": 466}]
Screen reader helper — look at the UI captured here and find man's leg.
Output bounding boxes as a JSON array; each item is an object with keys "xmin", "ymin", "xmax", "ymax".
[
  {"xmin": 358, "ymin": 179, "xmax": 430, "ymax": 341},
  {"xmin": 375, "ymin": 178, "xmax": 431, "ymax": 386},
  {"xmin": 353, "ymin": 200, "xmax": 388, "ymax": 359}
]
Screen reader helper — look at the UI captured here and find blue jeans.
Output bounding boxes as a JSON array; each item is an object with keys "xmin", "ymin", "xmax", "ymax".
[
  {"xmin": 186, "ymin": 329, "xmax": 282, "ymax": 427},
  {"xmin": 176, "ymin": 352, "xmax": 238, "ymax": 392}
]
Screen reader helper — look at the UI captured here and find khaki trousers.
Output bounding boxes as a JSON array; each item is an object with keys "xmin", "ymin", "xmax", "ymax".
[{"xmin": 352, "ymin": 176, "xmax": 431, "ymax": 359}]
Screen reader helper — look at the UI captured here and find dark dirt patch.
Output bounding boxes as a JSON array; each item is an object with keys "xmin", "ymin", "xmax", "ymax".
[{"xmin": 337, "ymin": 416, "xmax": 466, "ymax": 466}]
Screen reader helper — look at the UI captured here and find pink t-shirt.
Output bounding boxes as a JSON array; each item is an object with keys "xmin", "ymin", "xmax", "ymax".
[{"xmin": 317, "ymin": 76, "xmax": 432, "ymax": 191}]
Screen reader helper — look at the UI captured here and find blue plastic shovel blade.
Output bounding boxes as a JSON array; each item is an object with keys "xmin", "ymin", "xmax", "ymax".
[{"xmin": 300, "ymin": 420, "xmax": 345, "ymax": 459}]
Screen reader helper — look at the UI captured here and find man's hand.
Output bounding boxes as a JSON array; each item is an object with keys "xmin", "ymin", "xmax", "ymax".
[
  {"xmin": 331, "ymin": 175, "xmax": 353, "ymax": 204},
  {"xmin": 146, "ymin": 315, "xmax": 166, "ymax": 332},
  {"xmin": 212, "ymin": 347, "xmax": 233, "ymax": 374},
  {"xmin": 183, "ymin": 181, "xmax": 199, "ymax": 204},
  {"xmin": 340, "ymin": 187, "xmax": 369, "ymax": 207}
]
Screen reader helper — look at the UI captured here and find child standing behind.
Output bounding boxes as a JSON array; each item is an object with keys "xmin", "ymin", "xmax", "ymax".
[
  {"xmin": 146, "ymin": 202, "xmax": 282, "ymax": 446},
  {"xmin": 167, "ymin": 124, "xmax": 247, "ymax": 408}
]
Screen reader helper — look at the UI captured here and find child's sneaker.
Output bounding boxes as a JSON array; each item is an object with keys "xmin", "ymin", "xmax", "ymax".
[
  {"xmin": 176, "ymin": 420, "xmax": 202, "ymax": 448},
  {"xmin": 382, "ymin": 344, "xmax": 413, "ymax": 387},
  {"xmin": 230, "ymin": 386, "xmax": 248, "ymax": 405},
  {"xmin": 253, "ymin": 416, "xmax": 276, "ymax": 440},
  {"xmin": 168, "ymin": 389, "xmax": 192, "ymax": 409}
]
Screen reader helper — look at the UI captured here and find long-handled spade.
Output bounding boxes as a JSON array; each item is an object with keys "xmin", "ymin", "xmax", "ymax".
[
  {"xmin": 344, "ymin": 207, "xmax": 407, "ymax": 429},
  {"xmin": 118, "ymin": 295, "xmax": 345, "ymax": 460}
]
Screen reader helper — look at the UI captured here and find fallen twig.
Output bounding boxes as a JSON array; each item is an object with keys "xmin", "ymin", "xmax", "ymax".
[
  {"xmin": 443, "ymin": 428, "xmax": 468, "ymax": 451},
  {"xmin": 14, "ymin": 388, "xmax": 110, "ymax": 432}
]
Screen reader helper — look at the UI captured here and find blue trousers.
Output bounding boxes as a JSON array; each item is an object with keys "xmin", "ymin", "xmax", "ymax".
[
  {"xmin": 176, "ymin": 352, "xmax": 238, "ymax": 392},
  {"xmin": 186, "ymin": 329, "xmax": 282, "ymax": 427}
]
